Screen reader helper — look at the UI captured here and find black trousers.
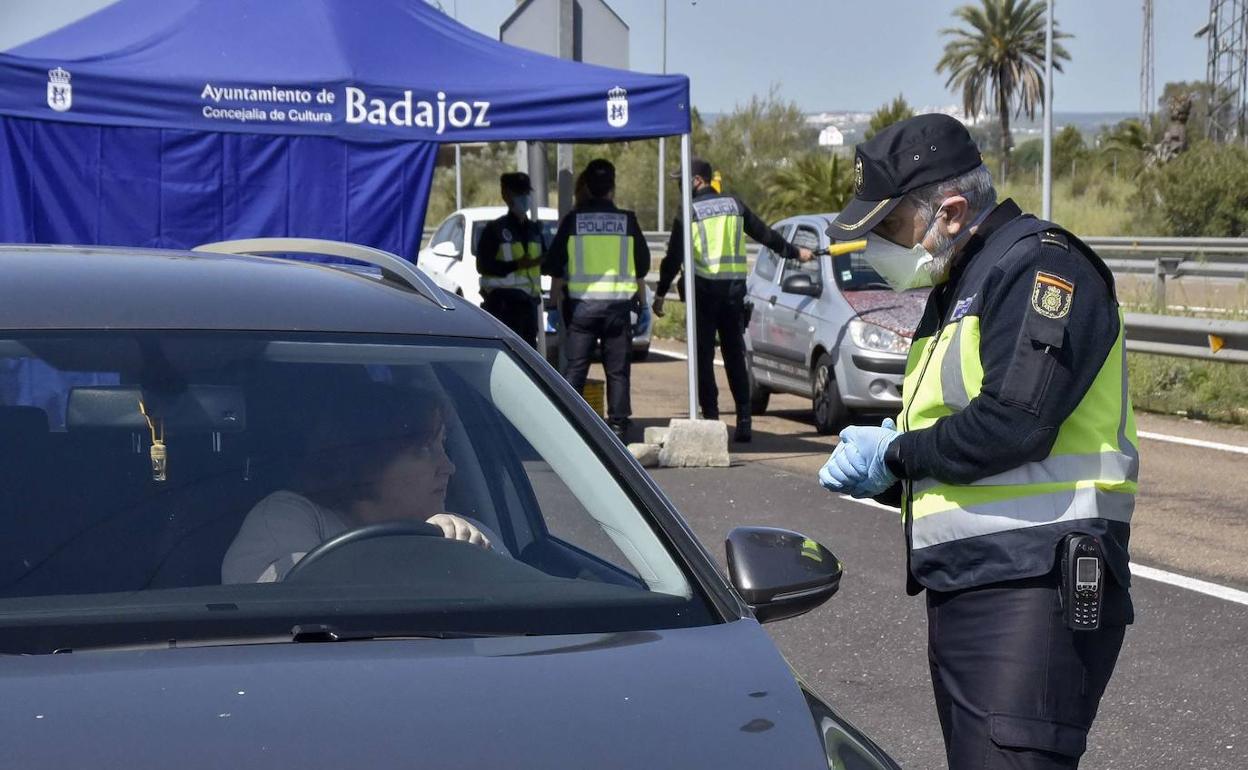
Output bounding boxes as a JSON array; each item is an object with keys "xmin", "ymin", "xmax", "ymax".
[
  {"xmin": 563, "ymin": 299, "xmax": 631, "ymax": 424},
  {"xmin": 482, "ymin": 290, "xmax": 539, "ymax": 349},
  {"xmin": 926, "ymin": 574, "xmax": 1128, "ymax": 769},
  {"xmin": 694, "ymin": 289, "xmax": 750, "ymax": 420}
]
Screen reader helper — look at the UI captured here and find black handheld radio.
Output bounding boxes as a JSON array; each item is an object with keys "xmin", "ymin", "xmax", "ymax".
[{"xmin": 1061, "ymin": 534, "xmax": 1104, "ymax": 631}]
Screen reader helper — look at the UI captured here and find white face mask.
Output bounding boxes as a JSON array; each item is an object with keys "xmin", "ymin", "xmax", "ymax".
[
  {"xmin": 863, "ymin": 206, "xmax": 990, "ymax": 292},
  {"xmin": 510, "ymin": 194, "xmax": 532, "ymax": 216}
]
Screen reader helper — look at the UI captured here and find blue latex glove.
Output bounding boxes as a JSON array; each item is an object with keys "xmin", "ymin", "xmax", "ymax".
[
  {"xmin": 835, "ymin": 418, "xmax": 900, "ymax": 498},
  {"xmin": 818, "ymin": 438, "xmax": 870, "ymax": 494}
]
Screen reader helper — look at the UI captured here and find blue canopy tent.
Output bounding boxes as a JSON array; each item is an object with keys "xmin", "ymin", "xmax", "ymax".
[{"xmin": 0, "ymin": 0, "xmax": 705, "ymax": 416}]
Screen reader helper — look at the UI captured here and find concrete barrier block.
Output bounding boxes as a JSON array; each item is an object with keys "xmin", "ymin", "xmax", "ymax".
[
  {"xmin": 628, "ymin": 442, "xmax": 662, "ymax": 468},
  {"xmin": 658, "ymin": 419, "xmax": 730, "ymax": 468},
  {"xmin": 643, "ymin": 426, "xmax": 669, "ymax": 446}
]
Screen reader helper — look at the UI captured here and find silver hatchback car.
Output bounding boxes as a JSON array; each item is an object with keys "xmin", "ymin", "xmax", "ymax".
[{"xmin": 745, "ymin": 213, "xmax": 929, "ymax": 434}]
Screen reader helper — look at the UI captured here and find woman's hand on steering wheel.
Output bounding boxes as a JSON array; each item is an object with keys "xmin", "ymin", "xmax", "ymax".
[{"xmin": 425, "ymin": 513, "xmax": 491, "ymax": 550}]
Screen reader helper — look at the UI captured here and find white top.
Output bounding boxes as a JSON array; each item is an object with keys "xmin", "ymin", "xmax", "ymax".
[{"xmin": 221, "ymin": 490, "xmax": 506, "ymax": 584}]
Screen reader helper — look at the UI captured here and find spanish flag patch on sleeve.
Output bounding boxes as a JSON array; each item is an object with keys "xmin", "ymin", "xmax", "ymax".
[{"xmin": 1031, "ymin": 271, "xmax": 1074, "ymax": 319}]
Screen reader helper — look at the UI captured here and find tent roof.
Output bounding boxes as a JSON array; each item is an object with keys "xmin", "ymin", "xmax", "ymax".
[{"xmin": 0, "ymin": 0, "xmax": 689, "ymax": 143}]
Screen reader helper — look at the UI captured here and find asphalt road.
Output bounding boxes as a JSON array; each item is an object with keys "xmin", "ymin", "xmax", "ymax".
[{"xmin": 609, "ymin": 348, "xmax": 1248, "ymax": 769}]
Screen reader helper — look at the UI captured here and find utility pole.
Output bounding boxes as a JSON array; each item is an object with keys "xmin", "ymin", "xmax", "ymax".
[
  {"xmin": 1042, "ymin": 0, "xmax": 1054, "ymax": 220},
  {"xmin": 1141, "ymin": 0, "xmax": 1155, "ymax": 123},
  {"xmin": 657, "ymin": 0, "xmax": 667, "ymax": 230}
]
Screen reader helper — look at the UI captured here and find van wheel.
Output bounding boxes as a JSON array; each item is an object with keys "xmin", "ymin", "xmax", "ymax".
[
  {"xmin": 811, "ymin": 352, "xmax": 847, "ymax": 435},
  {"xmin": 748, "ymin": 365, "xmax": 770, "ymax": 415}
]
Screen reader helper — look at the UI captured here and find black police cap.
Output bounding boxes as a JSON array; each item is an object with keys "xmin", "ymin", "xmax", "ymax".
[
  {"xmin": 827, "ymin": 113, "xmax": 983, "ymax": 240},
  {"xmin": 500, "ymin": 172, "xmax": 532, "ymax": 194}
]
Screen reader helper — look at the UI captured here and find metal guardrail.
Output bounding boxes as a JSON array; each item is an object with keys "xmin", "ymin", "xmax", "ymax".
[
  {"xmin": 423, "ymin": 227, "xmax": 1248, "ymax": 363},
  {"xmin": 1124, "ymin": 313, "xmax": 1248, "ymax": 364}
]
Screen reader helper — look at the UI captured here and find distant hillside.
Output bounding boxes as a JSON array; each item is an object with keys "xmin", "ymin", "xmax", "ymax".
[{"xmin": 801, "ymin": 109, "xmax": 1139, "ymax": 146}]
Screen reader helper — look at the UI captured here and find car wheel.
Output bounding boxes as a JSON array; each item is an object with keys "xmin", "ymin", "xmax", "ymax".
[
  {"xmin": 811, "ymin": 352, "xmax": 847, "ymax": 435},
  {"xmin": 748, "ymin": 364, "xmax": 770, "ymax": 415},
  {"xmin": 631, "ymin": 345, "xmax": 650, "ymax": 362}
]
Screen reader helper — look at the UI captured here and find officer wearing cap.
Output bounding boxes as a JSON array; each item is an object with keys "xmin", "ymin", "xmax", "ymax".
[
  {"xmin": 817, "ymin": 114, "xmax": 1136, "ymax": 769},
  {"xmin": 476, "ymin": 172, "xmax": 545, "ymax": 348},
  {"xmin": 545, "ymin": 159, "xmax": 649, "ymax": 441},
  {"xmin": 654, "ymin": 158, "xmax": 813, "ymax": 442}
]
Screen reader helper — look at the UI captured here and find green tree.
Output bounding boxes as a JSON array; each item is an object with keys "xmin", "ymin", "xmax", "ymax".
[
  {"xmin": 1052, "ymin": 125, "xmax": 1086, "ymax": 177},
  {"xmin": 864, "ymin": 94, "xmax": 915, "ymax": 141},
  {"xmin": 759, "ymin": 153, "xmax": 855, "ymax": 221},
  {"xmin": 700, "ymin": 86, "xmax": 813, "ymax": 208},
  {"xmin": 1136, "ymin": 142, "xmax": 1248, "ymax": 237},
  {"xmin": 1097, "ymin": 118, "xmax": 1151, "ymax": 178},
  {"xmin": 937, "ymin": 0, "xmax": 1071, "ymax": 183}
]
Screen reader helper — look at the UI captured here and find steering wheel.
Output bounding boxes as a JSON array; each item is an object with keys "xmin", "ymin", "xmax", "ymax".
[{"xmin": 284, "ymin": 520, "xmax": 443, "ymax": 582}]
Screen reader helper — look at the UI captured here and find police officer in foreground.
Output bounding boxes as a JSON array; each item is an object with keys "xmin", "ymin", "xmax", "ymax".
[
  {"xmin": 476, "ymin": 172, "xmax": 544, "ymax": 348},
  {"xmin": 654, "ymin": 158, "xmax": 813, "ymax": 442},
  {"xmin": 545, "ymin": 159, "xmax": 649, "ymax": 440},
  {"xmin": 818, "ymin": 114, "xmax": 1136, "ymax": 769}
]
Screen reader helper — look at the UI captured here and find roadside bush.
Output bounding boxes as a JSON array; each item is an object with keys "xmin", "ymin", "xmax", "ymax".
[{"xmin": 1135, "ymin": 142, "xmax": 1248, "ymax": 237}]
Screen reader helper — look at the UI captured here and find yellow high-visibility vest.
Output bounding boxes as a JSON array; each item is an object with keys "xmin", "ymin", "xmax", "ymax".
[
  {"xmin": 568, "ymin": 211, "xmax": 636, "ymax": 300},
  {"xmin": 690, "ymin": 196, "xmax": 747, "ymax": 280}
]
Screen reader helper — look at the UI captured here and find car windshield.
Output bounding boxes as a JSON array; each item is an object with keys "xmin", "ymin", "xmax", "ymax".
[
  {"xmin": 0, "ymin": 332, "xmax": 712, "ymax": 653},
  {"xmin": 831, "ymin": 251, "xmax": 892, "ymax": 292},
  {"xmin": 471, "ymin": 219, "xmax": 557, "ymax": 256}
]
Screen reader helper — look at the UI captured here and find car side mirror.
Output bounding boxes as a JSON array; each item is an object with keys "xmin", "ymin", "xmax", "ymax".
[
  {"xmin": 431, "ymin": 241, "xmax": 460, "ymax": 259},
  {"xmin": 726, "ymin": 527, "xmax": 841, "ymax": 624},
  {"xmin": 782, "ymin": 272, "xmax": 821, "ymax": 297}
]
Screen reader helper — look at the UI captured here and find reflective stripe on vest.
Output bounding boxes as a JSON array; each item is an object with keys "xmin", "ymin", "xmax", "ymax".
[
  {"xmin": 900, "ymin": 309, "xmax": 1138, "ymax": 554},
  {"xmin": 480, "ymin": 238, "xmax": 542, "ymax": 296},
  {"xmin": 690, "ymin": 197, "xmax": 746, "ymax": 280},
  {"xmin": 569, "ymin": 212, "xmax": 636, "ymax": 300}
]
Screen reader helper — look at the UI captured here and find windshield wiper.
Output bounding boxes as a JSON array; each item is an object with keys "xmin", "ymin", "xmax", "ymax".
[{"xmin": 289, "ymin": 623, "xmax": 527, "ymax": 643}]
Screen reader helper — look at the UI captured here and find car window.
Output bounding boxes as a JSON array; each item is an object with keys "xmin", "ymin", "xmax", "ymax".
[
  {"xmin": 753, "ymin": 224, "xmax": 790, "ymax": 284},
  {"xmin": 446, "ymin": 216, "xmax": 465, "ymax": 257},
  {"xmin": 429, "ymin": 215, "xmax": 458, "ymax": 249},
  {"xmin": 0, "ymin": 333, "xmax": 712, "ymax": 653},
  {"xmin": 833, "ymin": 250, "xmax": 892, "ymax": 292},
  {"xmin": 781, "ymin": 224, "xmax": 823, "ymax": 285}
]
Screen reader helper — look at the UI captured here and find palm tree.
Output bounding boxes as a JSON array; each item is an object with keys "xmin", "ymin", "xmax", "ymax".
[
  {"xmin": 761, "ymin": 153, "xmax": 855, "ymax": 221},
  {"xmin": 937, "ymin": 0, "xmax": 1070, "ymax": 182},
  {"xmin": 864, "ymin": 94, "xmax": 915, "ymax": 141}
]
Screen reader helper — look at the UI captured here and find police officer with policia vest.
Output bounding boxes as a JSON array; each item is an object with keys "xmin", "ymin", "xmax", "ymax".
[
  {"xmin": 545, "ymin": 159, "xmax": 649, "ymax": 441},
  {"xmin": 476, "ymin": 172, "xmax": 544, "ymax": 348},
  {"xmin": 818, "ymin": 114, "xmax": 1136, "ymax": 769},
  {"xmin": 654, "ymin": 158, "xmax": 813, "ymax": 442}
]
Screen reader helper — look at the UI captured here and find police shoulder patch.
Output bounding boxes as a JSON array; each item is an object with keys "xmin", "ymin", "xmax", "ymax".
[
  {"xmin": 1039, "ymin": 230, "xmax": 1070, "ymax": 251},
  {"xmin": 501, "ymin": 228, "xmax": 513, "ymax": 242},
  {"xmin": 1031, "ymin": 271, "xmax": 1074, "ymax": 319}
]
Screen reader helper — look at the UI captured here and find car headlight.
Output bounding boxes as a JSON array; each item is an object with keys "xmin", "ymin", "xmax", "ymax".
[{"xmin": 848, "ymin": 319, "xmax": 910, "ymax": 354}]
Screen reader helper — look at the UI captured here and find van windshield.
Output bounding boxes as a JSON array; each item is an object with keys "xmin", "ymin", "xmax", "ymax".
[{"xmin": 0, "ymin": 332, "xmax": 712, "ymax": 654}]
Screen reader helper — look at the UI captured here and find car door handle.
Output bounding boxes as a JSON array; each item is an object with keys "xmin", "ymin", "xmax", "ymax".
[{"xmin": 767, "ymin": 295, "xmax": 777, "ymax": 305}]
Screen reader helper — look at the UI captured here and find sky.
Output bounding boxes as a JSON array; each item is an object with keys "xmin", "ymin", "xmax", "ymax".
[{"xmin": 1, "ymin": 0, "xmax": 1213, "ymax": 115}]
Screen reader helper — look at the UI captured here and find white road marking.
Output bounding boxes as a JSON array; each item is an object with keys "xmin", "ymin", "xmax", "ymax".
[
  {"xmin": 650, "ymin": 345, "xmax": 723, "ymax": 366},
  {"xmin": 1137, "ymin": 430, "xmax": 1248, "ymax": 456},
  {"xmin": 836, "ymin": 495, "xmax": 1248, "ymax": 607}
]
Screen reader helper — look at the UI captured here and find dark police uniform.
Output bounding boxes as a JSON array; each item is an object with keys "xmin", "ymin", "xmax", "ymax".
[
  {"xmin": 546, "ymin": 197, "xmax": 649, "ymax": 435},
  {"xmin": 656, "ymin": 186, "xmax": 801, "ymax": 425},
  {"xmin": 476, "ymin": 212, "xmax": 544, "ymax": 348},
  {"xmin": 828, "ymin": 115, "xmax": 1136, "ymax": 769}
]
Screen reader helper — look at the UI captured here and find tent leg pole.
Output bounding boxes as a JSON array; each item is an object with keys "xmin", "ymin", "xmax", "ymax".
[{"xmin": 680, "ymin": 133, "xmax": 698, "ymax": 421}]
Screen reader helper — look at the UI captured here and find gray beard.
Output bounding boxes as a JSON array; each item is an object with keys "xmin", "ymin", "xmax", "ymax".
[{"xmin": 922, "ymin": 226, "xmax": 958, "ymax": 285}]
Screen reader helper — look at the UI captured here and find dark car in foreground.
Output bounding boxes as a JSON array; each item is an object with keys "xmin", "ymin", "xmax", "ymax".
[{"xmin": 0, "ymin": 239, "xmax": 899, "ymax": 769}]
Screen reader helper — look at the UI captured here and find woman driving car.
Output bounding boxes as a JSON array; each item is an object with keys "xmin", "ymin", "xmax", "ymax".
[{"xmin": 222, "ymin": 384, "xmax": 503, "ymax": 583}]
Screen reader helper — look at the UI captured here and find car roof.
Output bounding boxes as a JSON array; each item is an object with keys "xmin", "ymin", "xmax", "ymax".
[
  {"xmin": 449, "ymin": 206, "xmax": 559, "ymax": 222},
  {"xmin": 0, "ymin": 244, "xmax": 506, "ymax": 336},
  {"xmin": 773, "ymin": 212, "xmax": 837, "ymax": 230}
]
